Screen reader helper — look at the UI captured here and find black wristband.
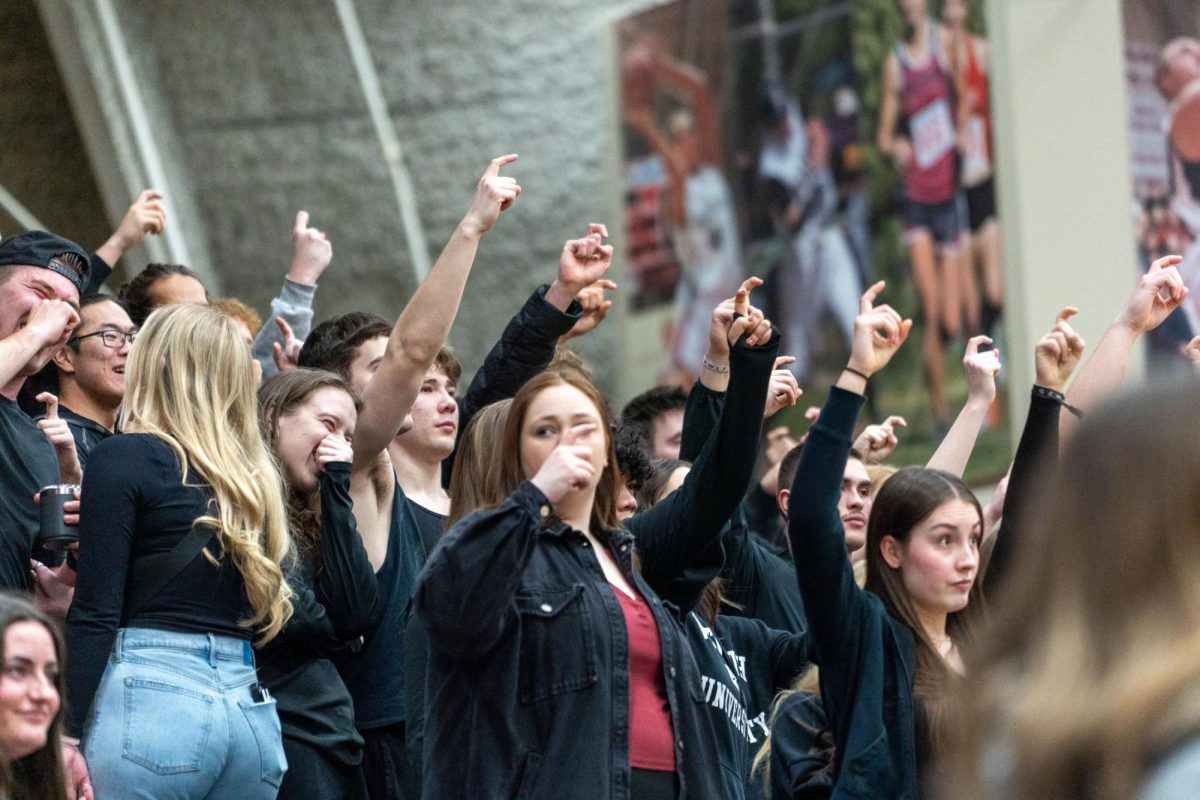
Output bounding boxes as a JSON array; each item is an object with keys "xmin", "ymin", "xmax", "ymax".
[
  {"xmin": 1032, "ymin": 385, "xmax": 1083, "ymax": 418},
  {"xmin": 843, "ymin": 366, "xmax": 870, "ymax": 382}
]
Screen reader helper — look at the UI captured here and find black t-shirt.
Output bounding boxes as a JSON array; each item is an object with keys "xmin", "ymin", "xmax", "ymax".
[
  {"xmin": 0, "ymin": 396, "xmax": 58, "ymax": 589},
  {"xmin": 64, "ymin": 433, "xmax": 254, "ymax": 737},
  {"xmin": 410, "ymin": 500, "xmax": 444, "ymax": 559}
]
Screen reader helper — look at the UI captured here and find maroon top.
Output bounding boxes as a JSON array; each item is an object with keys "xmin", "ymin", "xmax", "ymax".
[
  {"xmin": 896, "ymin": 22, "xmax": 958, "ymax": 204},
  {"xmin": 614, "ymin": 586, "xmax": 677, "ymax": 771}
]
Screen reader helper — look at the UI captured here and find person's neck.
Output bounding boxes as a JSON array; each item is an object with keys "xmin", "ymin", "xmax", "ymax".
[
  {"xmin": 388, "ymin": 439, "xmax": 449, "ymax": 512},
  {"xmin": 58, "ymin": 383, "xmax": 119, "ymax": 431},
  {"xmin": 914, "ymin": 603, "xmax": 949, "ymax": 652},
  {"xmin": 554, "ymin": 489, "xmax": 595, "ymax": 535},
  {"xmin": 906, "ymin": 18, "xmax": 929, "ymax": 52},
  {"xmin": 0, "ymin": 378, "xmax": 20, "ymax": 402}
]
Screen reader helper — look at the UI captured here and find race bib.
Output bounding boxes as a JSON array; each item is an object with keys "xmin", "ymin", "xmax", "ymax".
[
  {"xmin": 911, "ymin": 97, "xmax": 955, "ymax": 169},
  {"xmin": 961, "ymin": 114, "xmax": 991, "ymax": 182}
]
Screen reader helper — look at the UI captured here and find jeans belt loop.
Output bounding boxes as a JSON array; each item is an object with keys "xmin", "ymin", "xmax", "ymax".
[
  {"xmin": 207, "ymin": 632, "xmax": 218, "ymax": 668},
  {"xmin": 113, "ymin": 628, "xmax": 125, "ymax": 663}
]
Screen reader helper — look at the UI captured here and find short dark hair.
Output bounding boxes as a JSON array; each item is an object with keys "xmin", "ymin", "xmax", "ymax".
[
  {"xmin": 777, "ymin": 443, "xmax": 865, "ymax": 498},
  {"xmin": 620, "ymin": 385, "xmax": 687, "ymax": 445},
  {"xmin": 298, "ymin": 311, "xmax": 392, "ymax": 381},
  {"xmin": 118, "ymin": 263, "xmax": 207, "ymax": 326}
]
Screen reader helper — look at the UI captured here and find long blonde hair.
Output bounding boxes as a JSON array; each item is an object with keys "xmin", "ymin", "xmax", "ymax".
[
  {"xmin": 120, "ymin": 304, "xmax": 293, "ymax": 643},
  {"xmin": 946, "ymin": 380, "xmax": 1200, "ymax": 799}
]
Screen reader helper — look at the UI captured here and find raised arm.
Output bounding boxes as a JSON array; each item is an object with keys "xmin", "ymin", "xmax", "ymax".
[
  {"xmin": 255, "ymin": 210, "xmax": 332, "ymax": 379},
  {"xmin": 1063, "ymin": 255, "xmax": 1186, "ymax": 439},
  {"xmin": 352, "ymin": 155, "xmax": 521, "ymax": 470},
  {"xmin": 628, "ymin": 297, "xmax": 778, "ymax": 596},
  {"xmin": 926, "ymin": 335, "xmax": 1001, "ymax": 476},
  {"xmin": 91, "ymin": 190, "xmax": 165, "ymax": 290},
  {"xmin": 789, "ymin": 282, "xmax": 911, "ymax": 655},
  {"xmin": 984, "ymin": 308, "xmax": 1084, "ymax": 594}
]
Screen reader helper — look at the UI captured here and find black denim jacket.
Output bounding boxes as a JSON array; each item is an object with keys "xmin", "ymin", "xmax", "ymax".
[{"xmin": 415, "ymin": 481, "xmax": 726, "ymax": 799}]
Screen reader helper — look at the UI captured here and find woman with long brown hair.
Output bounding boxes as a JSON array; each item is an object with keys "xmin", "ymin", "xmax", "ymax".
[
  {"xmin": 414, "ymin": 299, "xmax": 777, "ymax": 799},
  {"xmin": 784, "ymin": 282, "xmax": 1084, "ymax": 798}
]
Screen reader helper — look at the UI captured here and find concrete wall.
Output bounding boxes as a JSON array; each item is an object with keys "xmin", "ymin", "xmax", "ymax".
[{"xmin": 43, "ymin": 0, "xmax": 664, "ymax": 395}]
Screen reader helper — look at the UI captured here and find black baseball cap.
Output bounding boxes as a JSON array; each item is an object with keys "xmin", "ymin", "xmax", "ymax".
[{"xmin": 0, "ymin": 231, "xmax": 90, "ymax": 294}]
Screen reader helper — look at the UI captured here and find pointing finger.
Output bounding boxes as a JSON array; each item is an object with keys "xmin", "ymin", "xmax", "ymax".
[
  {"xmin": 588, "ymin": 223, "xmax": 609, "ymax": 239},
  {"xmin": 483, "ymin": 153, "xmax": 519, "ymax": 178},
  {"xmin": 294, "ymin": 210, "xmax": 309, "ymax": 234},
  {"xmin": 35, "ymin": 393, "xmax": 59, "ymax": 420},
  {"xmin": 275, "ymin": 317, "xmax": 295, "ymax": 341},
  {"xmin": 1055, "ymin": 306, "xmax": 1079, "ymax": 325},
  {"xmin": 860, "ymin": 281, "xmax": 886, "ymax": 314},
  {"xmin": 883, "ymin": 415, "xmax": 908, "ymax": 429},
  {"xmin": 561, "ymin": 422, "xmax": 598, "ymax": 447},
  {"xmin": 965, "ymin": 335, "xmax": 992, "ymax": 356}
]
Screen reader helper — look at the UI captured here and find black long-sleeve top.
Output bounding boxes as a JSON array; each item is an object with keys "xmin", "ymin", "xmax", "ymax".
[
  {"xmin": 258, "ymin": 461, "xmax": 381, "ymax": 767},
  {"xmin": 65, "ymin": 433, "xmax": 254, "ymax": 738},
  {"xmin": 441, "ymin": 284, "xmax": 581, "ymax": 486},
  {"xmin": 786, "ymin": 387, "xmax": 1059, "ymax": 798}
]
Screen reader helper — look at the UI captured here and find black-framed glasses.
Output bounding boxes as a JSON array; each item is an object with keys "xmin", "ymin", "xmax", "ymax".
[{"xmin": 69, "ymin": 330, "xmax": 137, "ymax": 349}]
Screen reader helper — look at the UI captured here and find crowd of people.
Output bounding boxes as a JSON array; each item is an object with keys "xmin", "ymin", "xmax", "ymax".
[{"xmin": 0, "ymin": 130, "xmax": 1199, "ymax": 800}]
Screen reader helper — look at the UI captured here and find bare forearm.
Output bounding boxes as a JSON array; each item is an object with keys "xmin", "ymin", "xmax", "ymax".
[
  {"xmin": 926, "ymin": 397, "xmax": 989, "ymax": 477},
  {"xmin": 1062, "ymin": 320, "xmax": 1138, "ymax": 437},
  {"xmin": 354, "ymin": 224, "xmax": 482, "ymax": 462},
  {"xmin": 0, "ymin": 330, "xmax": 44, "ymax": 393}
]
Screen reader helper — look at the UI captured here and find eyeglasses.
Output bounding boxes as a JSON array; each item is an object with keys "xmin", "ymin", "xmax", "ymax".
[{"xmin": 69, "ymin": 330, "xmax": 137, "ymax": 349}]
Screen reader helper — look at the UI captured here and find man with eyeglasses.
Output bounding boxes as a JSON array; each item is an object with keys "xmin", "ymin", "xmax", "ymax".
[{"xmin": 37, "ymin": 296, "xmax": 136, "ymax": 470}]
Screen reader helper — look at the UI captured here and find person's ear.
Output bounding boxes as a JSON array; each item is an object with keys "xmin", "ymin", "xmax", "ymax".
[
  {"xmin": 53, "ymin": 345, "xmax": 76, "ymax": 376},
  {"xmin": 880, "ymin": 535, "xmax": 904, "ymax": 570},
  {"xmin": 776, "ymin": 488, "xmax": 790, "ymax": 520}
]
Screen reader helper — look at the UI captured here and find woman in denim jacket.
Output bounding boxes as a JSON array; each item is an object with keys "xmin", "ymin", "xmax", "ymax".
[{"xmin": 415, "ymin": 306, "xmax": 775, "ymax": 799}]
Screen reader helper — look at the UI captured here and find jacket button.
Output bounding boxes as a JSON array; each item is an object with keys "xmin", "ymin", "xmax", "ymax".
[
  {"xmin": 677, "ymin": 740, "xmax": 685, "ymax": 751},
  {"xmin": 539, "ymin": 505, "xmax": 550, "ymax": 518},
  {"xmin": 620, "ymin": 544, "xmax": 629, "ymax": 552},
  {"xmin": 669, "ymin": 666, "xmax": 677, "ymax": 678},
  {"xmin": 540, "ymin": 603, "xmax": 552, "ymax": 613}
]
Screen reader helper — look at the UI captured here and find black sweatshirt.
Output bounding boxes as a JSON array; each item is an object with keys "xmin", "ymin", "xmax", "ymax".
[
  {"xmin": 786, "ymin": 387, "xmax": 1058, "ymax": 798},
  {"xmin": 65, "ymin": 433, "xmax": 255, "ymax": 738},
  {"xmin": 258, "ymin": 462, "xmax": 382, "ymax": 767}
]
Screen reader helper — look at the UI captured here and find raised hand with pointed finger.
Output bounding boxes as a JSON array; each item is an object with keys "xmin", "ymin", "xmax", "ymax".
[
  {"xmin": 461, "ymin": 154, "xmax": 521, "ymax": 238},
  {"xmin": 1034, "ymin": 307, "xmax": 1086, "ymax": 392},
  {"xmin": 270, "ymin": 318, "xmax": 303, "ymax": 373},
  {"xmin": 35, "ymin": 393, "xmax": 82, "ymax": 485},
  {"xmin": 288, "ymin": 210, "xmax": 333, "ymax": 286},
  {"xmin": 1117, "ymin": 254, "xmax": 1188, "ymax": 334},
  {"xmin": 846, "ymin": 281, "xmax": 913, "ymax": 379},
  {"xmin": 963, "ymin": 335, "xmax": 1001, "ymax": 406},
  {"xmin": 763, "ymin": 356, "xmax": 802, "ymax": 418},
  {"xmin": 853, "ymin": 415, "xmax": 907, "ymax": 463}
]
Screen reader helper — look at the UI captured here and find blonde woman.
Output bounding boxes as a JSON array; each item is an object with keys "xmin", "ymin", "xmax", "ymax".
[{"xmin": 64, "ymin": 304, "xmax": 293, "ymax": 798}]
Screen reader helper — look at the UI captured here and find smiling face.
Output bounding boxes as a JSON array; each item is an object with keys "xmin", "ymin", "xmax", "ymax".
[
  {"xmin": 56, "ymin": 300, "xmax": 135, "ymax": 407},
  {"xmin": 882, "ymin": 499, "xmax": 981, "ymax": 616},
  {"xmin": 272, "ymin": 386, "xmax": 357, "ymax": 492},
  {"xmin": 0, "ymin": 266, "xmax": 80, "ymax": 379},
  {"xmin": 519, "ymin": 382, "xmax": 608, "ymax": 490},
  {"xmin": 0, "ymin": 621, "xmax": 60, "ymax": 762}
]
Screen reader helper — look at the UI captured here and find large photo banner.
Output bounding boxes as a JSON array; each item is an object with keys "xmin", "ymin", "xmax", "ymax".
[
  {"xmin": 616, "ymin": 0, "xmax": 1008, "ymax": 480},
  {"xmin": 1123, "ymin": 0, "xmax": 1200, "ymax": 373}
]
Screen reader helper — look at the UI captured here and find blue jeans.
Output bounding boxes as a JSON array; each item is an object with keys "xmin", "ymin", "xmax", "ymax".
[{"xmin": 83, "ymin": 628, "xmax": 287, "ymax": 799}]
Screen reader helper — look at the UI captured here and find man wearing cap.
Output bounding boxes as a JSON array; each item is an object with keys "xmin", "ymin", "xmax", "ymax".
[{"xmin": 0, "ymin": 231, "xmax": 87, "ymax": 591}]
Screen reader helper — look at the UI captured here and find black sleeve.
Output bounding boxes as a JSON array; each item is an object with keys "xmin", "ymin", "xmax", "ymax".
[
  {"xmin": 413, "ymin": 481, "xmax": 549, "ymax": 660},
  {"xmin": 679, "ymin": 381, "xmax": 725, "ymax": 463},
  {"xmin": 627, "ymin": 331, "xmax": 777, "ymax": 605},
  {"xmin": 64, "ymin": 436, "xmax": 144, "ymax": 738},
  {"xmin": 443, "ymin": 285, "xmax": 582, "ymax": 486},
  {"xmin": 981, "ymin": 390, "xmax": 1061, "ymax": 595},
  {"xmin": 86, "ymin": 253, "xmax": 113, "ymax": 294},
  {"xmin": 769, "ymin": 692, "xmax": 835, "ymax": 800},
  {"xmin": 269, "ymin": 578, "xmax": 358, "ymax": 659},
  {"xmin": 314, "ymin": 462, "xmax": 383, "ymax": 640},
  {"xmin": 787, "ymin": 387, "xmax": 873, "ymax": 666}
]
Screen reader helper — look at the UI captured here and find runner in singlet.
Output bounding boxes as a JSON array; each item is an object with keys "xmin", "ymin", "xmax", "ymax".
[
  {"xmin": 878, "ymin": 0, "xmax": 962, "ymax": 432},
  {"xmin": 944, "ymin": 0, "xmax": 1004, "ymax": 343}
]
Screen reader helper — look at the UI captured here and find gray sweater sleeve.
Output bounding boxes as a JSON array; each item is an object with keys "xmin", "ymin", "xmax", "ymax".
[{"xmin": 253, "ymin": 278, "xmax": 317, "ymax": 380}]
